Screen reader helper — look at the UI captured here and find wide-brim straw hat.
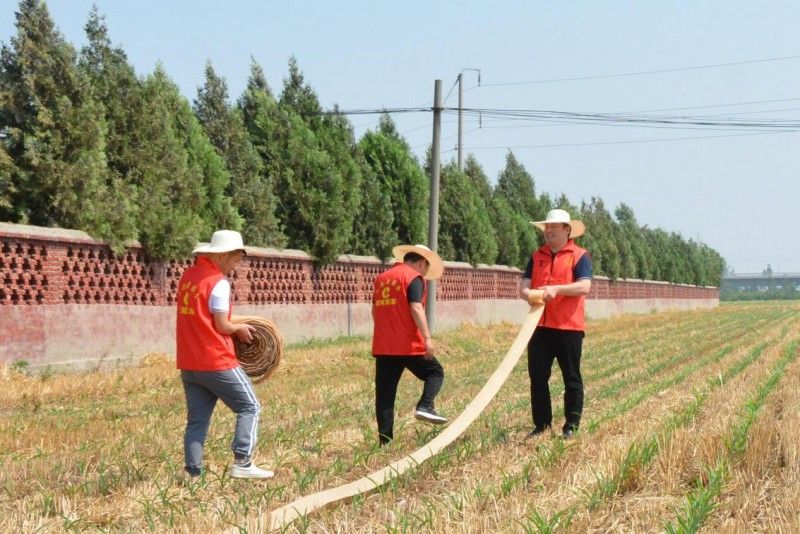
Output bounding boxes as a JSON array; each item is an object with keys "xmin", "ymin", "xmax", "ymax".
[
  {"xmin": 192, "ymin": 230, "xmax": 248, "ymax": 255},
  {"xmin": 392, "ymin": 244, "xmax": 444, "ymax": 280},
  {"xmin": 531, "ymin": 209, "xmax": 586, "ymax": 238}
]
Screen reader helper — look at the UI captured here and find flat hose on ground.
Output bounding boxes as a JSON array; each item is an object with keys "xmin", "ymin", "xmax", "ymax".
[
  {"xmin": 231, "ymin": 316, "xmax": 283, "ymax": 384},
  {"xmin": 267, "ymin": 292, "xmax": 546, "ymax": 531}
]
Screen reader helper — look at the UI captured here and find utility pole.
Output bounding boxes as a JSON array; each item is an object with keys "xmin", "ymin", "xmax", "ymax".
[
  {"xmin": 426, "ymin": 79, "xmax": 442, "ymax": 330},
  {"xmin": 456, "ymin": 68, "xmax": 480, "ymax": 171},
  {"xmin": 457, "ymin": 73, "xmax": 464, "ymax": 170}
]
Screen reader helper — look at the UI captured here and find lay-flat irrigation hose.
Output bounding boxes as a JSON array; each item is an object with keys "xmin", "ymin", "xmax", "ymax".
[
  {"xmin": 267, "ymin": 291, "xmax": 546, "ymax": 531},
  {"xmin": 231, "ymin": 316, "xmax": 284, "ymax": 384}
]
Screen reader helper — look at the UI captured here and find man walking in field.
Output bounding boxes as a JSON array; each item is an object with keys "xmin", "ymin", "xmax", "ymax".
[
  {"xmin": 519, "ymin": 209, "xmax": 592, "ymax": 439},
  {"xmin": 176, "ymin": 230, "xmax": 273, "ymax": 479},
  {"xmin": 372, "ymin": 244, "xmax": 447, "ymax": 446}
]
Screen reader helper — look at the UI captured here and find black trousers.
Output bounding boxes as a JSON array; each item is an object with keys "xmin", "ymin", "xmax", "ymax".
[
  {"xmin": 527, "ymin": 327, "xmax": 584, "ymax": 433},
  {"xmin": 374, "ymin": 355, "xmax": 444, "ymax": 444}
]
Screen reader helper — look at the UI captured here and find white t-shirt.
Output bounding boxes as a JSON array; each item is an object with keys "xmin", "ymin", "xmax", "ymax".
[{"xmin": 209, "ymin": 279, "xmax": 231, "ymax": 313}]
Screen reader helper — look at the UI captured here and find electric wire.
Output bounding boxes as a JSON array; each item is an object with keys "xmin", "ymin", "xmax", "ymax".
[
  {"xmin": 479, "ymin": 53, "xmax": 800, "ymax": 87},
  {"xmin": 312, "ymin": 105, "xmax": 800, "ymax": 131},
  {"xmin": 448, "ymin": 108, "xmax": 800, "ymax": 130},
  {"xmin": 462, "ymin": 130, "xmax": 793, "ymax": 150}
]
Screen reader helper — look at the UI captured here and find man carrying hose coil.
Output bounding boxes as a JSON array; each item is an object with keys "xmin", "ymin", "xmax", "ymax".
[
  {"xmin": 372, "ymin": 244, "xmax": 447, "ymax": 446},
  {"xmin": 519, "ymin": 210, "xmax": 592, "ymax": 440},
  {"xmin": 176, "ymin": 230, "xmax": 273, "ymax": 479}
]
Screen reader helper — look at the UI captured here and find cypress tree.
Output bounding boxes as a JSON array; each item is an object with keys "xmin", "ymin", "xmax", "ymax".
[
  {"xmin": 687, "ymin": 239, "xmax": 708, "ymax": 286},
  {"xmin": 78, "ymin": 6, "xmax": 141, "ymax": 248},
  {"xmin": 359, "ymin": 114, "xmax": 427, "ymax": 245},
  {"xmin": 579, "ymin": 197, "xmax": 621, "ymax": 279},
  {"xmin": 495, "ymin": 151, "xmax": 546, "ymax": 220},
  {"xmin": 462, "ymin": 155, "xmax": 499, "ymax": 263},
  {"xmin": 643, "ymin": 228, "xmax": 671, "ymax": 282},
  {"xmin": 195, "ymin": 62, "xmax": 285, "ymax": 247},
  {"xmin": 134, "ymin": 66, "xmax": 239, "ymax": 259},
  {"xmin": 0, "ymin": 0, "xmax": 123, "ymax": 245},
  {"xmin": 492, "ymin": 195, "xmax": 522, "ymax": 268},
  {"xmin": 348, "ymin": 154, "xmax": 396, "ymax": 259},
  {"xmin": 318, "ymin": 106, "xmax": 362, "ymax": 246},
  {"xmin": 438, "ymin": 161, "xmax": 497, "ymax": 264},
  {"xmin": 614, "ymin": 226, "xmax": 636, "ymax": 279},
  {"xmin": 494, "ymin": 151, "xmax": 544, "ymax": 266},
  {"xmin": 274, "ymin": 58, "xmax": 360, "ymax": 264},
  {"xmin": 0, "ymin": 85, "xmax": 14, "ymax": 217},
  {"xmin": 280, "ymin": 56, "xmax": 323, "ymax": 128},
  {"xmin": 239, "ymin": 60, "xmax": 285, "ymax": 200},
  {"xmin": 669, "ymin": 232, "xmax": 693, "ymax": 284},
  {"xmin": 615, "ymin": 203, "xmax": 653, "ymax": 280},
  {"xmin": 183, "ymin": 104, "xmax": 241, "ymax": 232}
]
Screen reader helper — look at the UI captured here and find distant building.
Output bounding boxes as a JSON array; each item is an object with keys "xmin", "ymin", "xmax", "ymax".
[{"xmin": 723, "ymin": 271, "xmax": 800, "ymax": 292}]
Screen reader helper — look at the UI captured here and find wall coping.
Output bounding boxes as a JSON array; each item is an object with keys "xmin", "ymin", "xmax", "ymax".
[
  {"xmin": 0, "ymin": 222, "xmax": 124, "ymax": 246},
  {"xmin": 0, "ymin": 221, "xmax": 719, "ymax": 288},
  {"xmin": 475, "ymin": 263, "xmax": 523, "ymax": 272}
]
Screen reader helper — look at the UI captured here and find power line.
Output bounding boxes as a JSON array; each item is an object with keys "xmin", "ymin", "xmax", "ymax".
[
  {"xmin": 719, "ymin": 106, "xmax": 800, "ymax": 117},
  {"xmin": 329, "ymin": 96, "xmax": 800, "ymax": 121},
  {"xmin": 461, "ymin": 120, "xmax": 792, "ymax": 133},
  {"xmin": 448, "ymin": 108, "xmax": 800, "ymax": 130},
  {"xmin": 623, "ymin": 96, "xmax": 800, "ymax": 115},
  {"xmin": 314, "ymin": 107, "xmax": 429, "ymax": 116},
  {"xmin": 463, "ymin": 130, "xmax": 793, "ymax": 150},
  {"xmin": 401, "ymin": 118, "xmax": 466, "ymax": 136},
  {"xmin": 321, "ymin": 106, "xmax": 800, "ymax": 130},
  {"xmin": 479, "ymin": 53, "xmax": 800, "ymax": 87}
]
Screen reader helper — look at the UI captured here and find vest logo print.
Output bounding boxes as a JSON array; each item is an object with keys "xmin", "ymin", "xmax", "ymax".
[
  {"xmin": 374, "ymin": 279, "xmax": 401, "ymax": 307},
  {"xmin": 178, "ymin": 281, "xmax": 198, "ymax": 316}
]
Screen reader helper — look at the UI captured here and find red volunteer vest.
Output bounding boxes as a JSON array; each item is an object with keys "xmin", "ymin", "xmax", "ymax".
[
  {"xmin": 372, "ymin": 263, "xmax": 428, "ymax": 356},
  {"xmin": 531, "ymin": 240, "xmax": 588, "ymax": 331},
  {"xmin": 175, "ymin": 256, "xmax": 238, "ymax": 371}
]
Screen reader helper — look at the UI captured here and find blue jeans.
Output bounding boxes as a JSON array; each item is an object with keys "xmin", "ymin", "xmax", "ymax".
[{"xmin": 181, "ymin": 367, "xmax": 261, "ymax": 475}]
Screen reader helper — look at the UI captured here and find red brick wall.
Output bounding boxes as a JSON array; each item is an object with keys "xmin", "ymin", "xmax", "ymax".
[
  {"xmin": 0, "ymin": 224, "xmax": 720, "ymax": 369},
  {"xmin": 0, "ymin": 224, "xmax": 719, "ymax": 307}
]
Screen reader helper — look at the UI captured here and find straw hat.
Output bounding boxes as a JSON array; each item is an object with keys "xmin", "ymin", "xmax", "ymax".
[
  {"xmin": 392, "ymin": 244, "xmax": 444, "ymax": 280},
  {"xmin": 192, "ymin": 230, "xmax": 247, "ymax": 255},
  {"xmin": 531, "ymin": 209, "xmax": 586, "ymax": 238}
]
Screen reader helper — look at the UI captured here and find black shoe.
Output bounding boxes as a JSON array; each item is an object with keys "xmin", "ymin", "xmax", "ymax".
[
  {"xmin": 525, "ymin": 426, "xmax": 550, "ymax": 439},
  {"xmin": 562, "ymin": 427, "xmax": 577, "ymax": 439},
  {"xmin": 414, "ymin": 406, "xmax": 448, "ymax": 425}
]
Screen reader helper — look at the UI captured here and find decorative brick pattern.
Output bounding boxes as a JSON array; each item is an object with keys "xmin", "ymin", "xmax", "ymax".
[
  {"xmin": 359, "ymin": 264, "xmax": 385, "ymax": 303},
  {"xmin": 496, "ymin": 271, "xmax": 522, "ymax": 299},
  {"xmin": 0, "ymin": 226, "xmax": 719, "ymax": 307},
  {"xmin": 164, "ymin": 259, "xmax": 193, "ymax": 304},
  {"xmin": 0, "ymin": 238, "xmax": 47, "ymax": 304},
  {"xmin": 311, "ymin": 263, "xmax": 359, "ymax": 304},
  {"xmin": 438, "ymin": 266, "xmax": 474, "ymax": 301},
  {"xmin": 471, "ymin": 269, "xmax": 498, "ymax": 300},
  {"xmin": 60, "ymin": 246, "xmax": 160, "ymax": 305},
  {"xmin": 244, "ymin": 258, "xmax": 309, "ymax": 305}
]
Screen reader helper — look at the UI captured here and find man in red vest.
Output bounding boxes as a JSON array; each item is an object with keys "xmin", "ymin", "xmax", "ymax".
[
  {"xmin": 519, "ymin": 210, "xmax": 592, "ymax": 439},
  {"xmin": 372, "ymin": 244, "xmax": 446, "ymax": 446},
  {"xmin": 176, "ymin": 230, "xmax": 273, "ymax": 479}
]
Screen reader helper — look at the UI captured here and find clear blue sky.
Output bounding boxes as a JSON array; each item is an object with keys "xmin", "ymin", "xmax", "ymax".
[{"xmin": 3, "ymin": 1, "xmax": 800, "ymax": 273}]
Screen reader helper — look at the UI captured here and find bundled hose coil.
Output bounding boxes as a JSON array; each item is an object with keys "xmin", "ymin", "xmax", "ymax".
[{"xmin": 231, "ymin": 316, "xmax": 283, "ymax": 384}]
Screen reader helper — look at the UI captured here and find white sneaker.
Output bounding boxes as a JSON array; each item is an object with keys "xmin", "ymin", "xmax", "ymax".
[
  {"xmin": 414, "ymin": 407, "xmax": 448, "ymax": 425},
  {"xmin": 230, "ymin": 463, "xmax": 274, "ymax": 479}
]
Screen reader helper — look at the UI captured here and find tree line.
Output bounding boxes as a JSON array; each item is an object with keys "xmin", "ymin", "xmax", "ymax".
[{"xmin": 0, "ymin": 0, "xmax": 725, "ymax": 286}]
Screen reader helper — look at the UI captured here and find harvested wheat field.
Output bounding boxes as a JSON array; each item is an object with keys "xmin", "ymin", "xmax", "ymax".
[{"xmin": 1, "ymin": 301, "xmax": 799, "ymax": 533}]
